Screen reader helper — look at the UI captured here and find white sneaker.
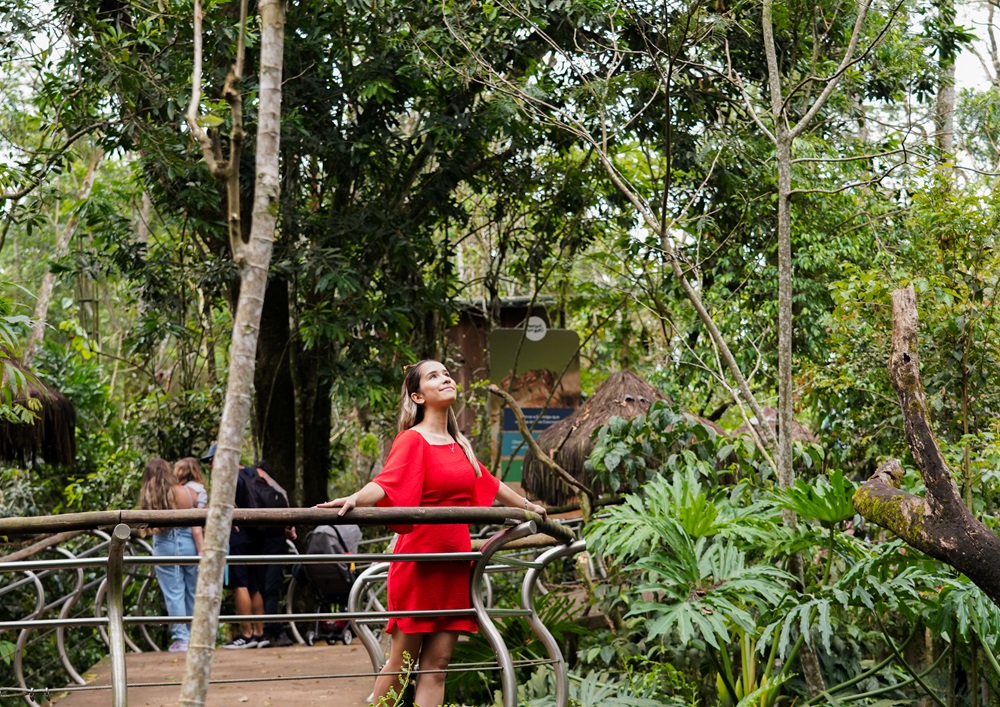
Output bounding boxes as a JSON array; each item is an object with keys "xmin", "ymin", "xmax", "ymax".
[
  {"xmin": 168, "ymin": 641, "xmax": 188, "ymax": 653},
  {"xmin": 221, "ymin": 635, "xmax": 257, "ymax": 649}
]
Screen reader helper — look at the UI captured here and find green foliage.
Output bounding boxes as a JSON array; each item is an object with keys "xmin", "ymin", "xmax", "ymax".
[
  {"xmin": 372, "ymin": 651, "xmax": 414, "ymax": 707},
  {"xmin": 587, "ymin": 401, "xmax": 728, "ymax": 495},
  {"xmin": 448, "ymin": 584, "xmax": 588, "ymax": 705},
  {"xmin": 809, "ymin": 171, "xmax": 1000, "ymax": 494},
  {"xmin": 0, "ymin": 306, "xmax": 36, "ymax": 424},
  {"xmin": 774, "ymin": 469, "xmax": 857, "ymax": 527},
  {"xmin": 580, "ymin": 401, "xmax": 1000, "ymax": 705},
  {"xmin": 518, "ymin": 666, "xmax": 669, "ymax": 706},
  {"xmin": 0, "ymin": 640, "xmax": 13, "ymax": 666},
  {"xmin": 587, "ymin": 472, "xmax": 793, "ymax": 652}
]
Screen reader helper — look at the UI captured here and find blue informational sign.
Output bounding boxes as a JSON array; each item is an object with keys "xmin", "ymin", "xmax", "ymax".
[
  {"xmin": 502, "ymin": 408, "xmax": 572, "ymax": 432},
  {"xmin": 489, "ymin": 326, "xmax": 581, "ymax": 482},
  {"xmin": 498, "ymin": 407, "xmax": 575, "ymax": 480}
]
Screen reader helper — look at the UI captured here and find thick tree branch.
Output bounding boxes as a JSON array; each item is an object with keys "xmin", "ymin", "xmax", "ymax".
[
  {"xmin": 853, "ymin": 286, "xmax": 1000, "ymax": 607},
  {"xmin": 186, "ymin": 0, "xmax": 246, "ymax": 253},
  {"xmin": 486, "ymin": 384, "xmax": 595, "ymax": 519}
]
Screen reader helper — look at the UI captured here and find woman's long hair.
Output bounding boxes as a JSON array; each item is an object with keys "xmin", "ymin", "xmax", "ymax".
[
  {"xmin": 139, "ymin": 457, "xmax": 176, "ymax": 536},
  {"xmin": 174, "ymin": 457, "xmax": 206, "ymax": 487},
  {"xmin": 399, "ymin": 360, "xmax": 480, "ymax": 477}
]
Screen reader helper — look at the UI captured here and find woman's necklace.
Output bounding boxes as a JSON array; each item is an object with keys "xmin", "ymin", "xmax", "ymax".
[{"xmin": 417, "ymin": 425, "xmax": 455, "ymax": 451}]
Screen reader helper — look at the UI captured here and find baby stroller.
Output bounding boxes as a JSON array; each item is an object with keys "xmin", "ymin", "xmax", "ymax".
[{"xmin": 292, "ymin": 524, "xmax": 362, "ymax": 646}]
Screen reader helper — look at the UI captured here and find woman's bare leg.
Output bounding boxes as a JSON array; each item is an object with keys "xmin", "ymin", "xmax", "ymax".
[
  {"xmin": 373, "ymin": 628, "xmax": 422, "ymax": 705},
  {"xmin": 412, "ymin": 631, "xmax": 458, "ymax": 707}
]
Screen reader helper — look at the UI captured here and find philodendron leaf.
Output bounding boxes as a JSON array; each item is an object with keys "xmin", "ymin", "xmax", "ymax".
[{"xmin": 776, "ymin": 469, "xmax": 856, "ymax": 526}]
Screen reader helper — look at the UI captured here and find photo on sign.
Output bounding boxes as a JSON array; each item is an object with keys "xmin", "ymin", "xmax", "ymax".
[{"xmin": 499, "ymin": 368, "xmax": 578, "ymax": 408}]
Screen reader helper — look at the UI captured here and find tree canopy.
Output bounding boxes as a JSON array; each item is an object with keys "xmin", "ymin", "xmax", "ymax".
[{"xmin": 3, "ymin": 0, "xmax": 1000, "ymax": 702}]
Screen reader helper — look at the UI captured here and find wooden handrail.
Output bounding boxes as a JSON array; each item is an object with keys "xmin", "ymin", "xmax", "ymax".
[{"xmin": 0, "ymin": 507, "xmax": 576, "ymax": 545}]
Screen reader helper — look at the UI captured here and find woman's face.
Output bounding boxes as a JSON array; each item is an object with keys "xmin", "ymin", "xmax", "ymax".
[{"xmin": 412, "ymin": 361, "xmax": 456, "ymax": 408}]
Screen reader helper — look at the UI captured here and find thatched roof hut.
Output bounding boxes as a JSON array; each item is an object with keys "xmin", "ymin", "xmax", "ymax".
[
  {"xmin": 0, "ymin": 352, "xmax": 76, "ymax": 467},
  {"xmin": 734, "ymin": 406, "xmax": 818, "ymax": 444},
  {"xmin": 522, "ymin": 370, "xmax": 721, "ymax": 505}
]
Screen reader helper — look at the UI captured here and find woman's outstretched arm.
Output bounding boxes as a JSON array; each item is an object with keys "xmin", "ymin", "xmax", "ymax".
[{"xmin": 494, "ymin": 482, "xmax": 547, "ymax": 518}]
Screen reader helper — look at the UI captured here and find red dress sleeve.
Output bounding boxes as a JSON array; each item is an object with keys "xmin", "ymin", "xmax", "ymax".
[
  {"xmin": 474, "ymin": 461, "xmax": 501, "ymax": 507},
  {"xmin": 373, "ymin": 430, "xmax": 425, "ymax": 533}
]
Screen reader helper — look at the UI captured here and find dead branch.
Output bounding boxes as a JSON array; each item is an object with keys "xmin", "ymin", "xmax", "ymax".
[
  {"xmin": 486, "ymin": 383, "xmax": 595, "ymax": 517},
  {"xmin": 853, "ymin": 286, "xmax": 1000, "ymax": 606}
]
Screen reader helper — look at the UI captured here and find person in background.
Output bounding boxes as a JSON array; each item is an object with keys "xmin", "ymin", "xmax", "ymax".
[
  {"xmin": 252, "ymin": 459, "xmax": 296, "ymax": 648},
  {"xmin": 200, "ymin": 445, "xmax": 296, "ymax": 649},
  {"xmin": 318, "ymin": 360, "xmax": 546, "ymax": 707},
  {"xmin": 139, "ymin": 457, "xmax": 199, "ymax": 653},
  {"xmin": 200, "ymin": 444, "xmax": 262, "ymax": 648},
  {"xmin": 174, "ymin": 456, "xmax": 208, "ymax": 554}
]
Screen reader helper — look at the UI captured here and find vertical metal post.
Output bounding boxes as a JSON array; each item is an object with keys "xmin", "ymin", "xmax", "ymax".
[
  {"xmin": 522, "ymin": 539, "xmax": 587, "ymax": 707},
  {"xmin": 107, "ymin": 523, "xmax": 131, "ymax": 707},
  {"xmin": 471, "ymin": 521, "xmax": 536, "ymax": 707}
]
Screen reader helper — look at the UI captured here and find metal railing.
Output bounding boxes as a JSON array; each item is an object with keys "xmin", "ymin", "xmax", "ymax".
[{"xmin": 0, "ymin": 508, "xmax": 584, "ymax": 707}]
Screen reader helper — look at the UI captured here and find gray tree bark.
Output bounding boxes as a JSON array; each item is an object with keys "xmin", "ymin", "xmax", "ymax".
[
  {"xmin": 758, "ymin": 0, "xmax": 875, "ymax": 694},
  {"xmin": 178, "ymin": 0, "xmax": 285, "ymax": 702}
]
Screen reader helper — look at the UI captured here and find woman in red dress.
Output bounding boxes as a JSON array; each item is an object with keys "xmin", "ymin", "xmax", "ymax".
[{"xmin": 318, "ymin": 360, "xmax": 547, "ymax": 707}]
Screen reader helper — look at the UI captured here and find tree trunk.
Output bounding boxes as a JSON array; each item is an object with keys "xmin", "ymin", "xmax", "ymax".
[
  {"xmin": 23, "ymin": 149, "xmax": 103, "ymax": 365},
  {"xmin": 254, "ymin": 273, "xmax": 295, "ymax": 480},
  {"xmin": 853, "ymin": 286, "xmax": 1000, "ymax": 607},
  {"xmin": 178, "ymin": 0, "xmax": 285, "ymax": 702},
  {"xmin": 759, "ymin": 0, "xmax": 874, "ymax": 692},
  {"xmin": 288, "ymin": 276, "xmax": 305, "ymax": 508},
  {"xmin": 935, "ymin": 62, "xmax": 956, "ymax": 158},
  {"xmin": 253, "ymin": 275, "xmax": 332, "ymax": 507},
  {"xmin": 774, "ymin": 129, "xmax": 795, "ymax": 495}
]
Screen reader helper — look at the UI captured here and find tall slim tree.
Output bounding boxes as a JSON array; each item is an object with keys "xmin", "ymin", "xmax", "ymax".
[{"xmin": 178, "ymin": 0, "xmax": 285, "ymax": 700}]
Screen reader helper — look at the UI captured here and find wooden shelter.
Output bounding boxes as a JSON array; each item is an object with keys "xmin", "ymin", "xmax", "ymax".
[
  {"xmin": 522, "ymin": 370, "xmax": 722, "ymax": 505},
  {"xmin": 0, "ymin": 352, "xmax": 76, "ymax": 466},
  {"xmin": 734, "ymin": 406, "xmax": 818, "ymax": 444}
]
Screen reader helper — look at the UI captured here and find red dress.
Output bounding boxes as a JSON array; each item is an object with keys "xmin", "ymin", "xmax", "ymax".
[{"xmin": 373, "ymin": 429, "xmax": 500, "ymax": 634}]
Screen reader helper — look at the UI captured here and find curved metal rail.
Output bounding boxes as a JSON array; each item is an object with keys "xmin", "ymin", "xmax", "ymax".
[
  {"xmin": 0, "ymin": 509, "xmax": 583, "ymax": 707},
  {"xmin": 522, "ymin": 539, "xmax": 588, "ymax": 707},
  {"xmin": 471, "ymin": 521, "xmax": 538, "ymax": 707}
]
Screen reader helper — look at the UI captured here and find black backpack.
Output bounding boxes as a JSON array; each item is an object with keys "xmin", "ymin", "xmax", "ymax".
[
  {"xmin": 237, "ymin": 466, "xmax": 288, "ymax": 535},
  {"xmin": 245, "ymin": 469, "xmax": 288, "ymax": 510}
]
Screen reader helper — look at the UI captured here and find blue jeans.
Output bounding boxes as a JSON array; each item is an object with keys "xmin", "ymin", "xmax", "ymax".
[{"xmin": 152, "ymin": 528, "xmax": 198, "ymax": 643}]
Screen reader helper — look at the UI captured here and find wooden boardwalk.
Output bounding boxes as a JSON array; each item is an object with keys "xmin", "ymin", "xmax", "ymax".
[{"xmin": 45, "ymin": 643, "xmax": 376, "ymax": 706}]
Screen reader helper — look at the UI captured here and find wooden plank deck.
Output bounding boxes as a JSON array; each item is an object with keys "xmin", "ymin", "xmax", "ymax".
[{"xmin": 44, "ymin": 643, "xmax": 376, "ymax": 706}]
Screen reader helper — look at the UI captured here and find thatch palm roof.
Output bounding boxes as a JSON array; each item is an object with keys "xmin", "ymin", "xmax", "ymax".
[
  {"xmin": 522, "ymin": 370, "xmax": 721, "ymax": 505},
  {"xmin": 0, "ymin": 352, "xmax": 76, "ymax": 466},
  {"xmin": 734, "ymin": 406, "xmax": 818, "ymax": 444}
]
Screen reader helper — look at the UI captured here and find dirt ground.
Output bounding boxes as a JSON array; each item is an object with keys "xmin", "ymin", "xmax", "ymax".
[{"xmin": 44, "ymin": 642, "xmax": 376, "ymax": 707}]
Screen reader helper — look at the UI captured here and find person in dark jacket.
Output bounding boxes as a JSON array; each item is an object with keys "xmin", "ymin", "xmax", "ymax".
[{"xmin": 199, "ymin": 445, "xmax": 296, "ymax": 648}]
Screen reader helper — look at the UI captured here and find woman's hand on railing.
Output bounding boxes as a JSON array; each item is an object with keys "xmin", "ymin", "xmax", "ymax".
[
  {"xmin": 525, "ymin": 501, "xmax": 548, "ymax": 519},
  {"xmin": 315, "ymin": 494, "xmax": 359, "ymax": 516},
  {"xmin": 316, "ymin": 482, "xmax": 387, "ymax": 517}
]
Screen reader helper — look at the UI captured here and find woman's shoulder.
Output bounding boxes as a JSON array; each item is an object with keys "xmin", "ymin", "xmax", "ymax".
[{"xmin": 393, "ymin": 428, "xmax": 426, "ymax": 445}]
